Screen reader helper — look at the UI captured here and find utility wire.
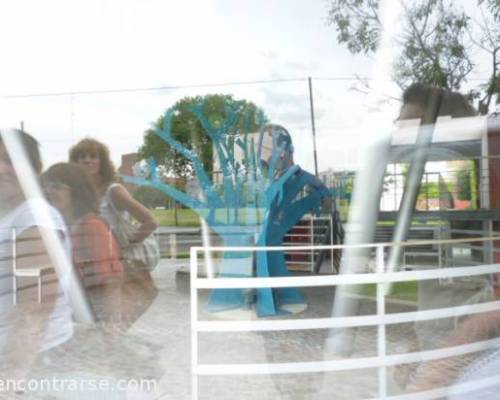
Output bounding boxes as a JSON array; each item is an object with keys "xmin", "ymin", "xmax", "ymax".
[
  {"xmin": 0, "ymin": 77, "xmax": 307, "ymax": 99},
  {"xmin": 0, "ymin": 76, "xmax": 402, "ymax": 99},
  {"xmin": 1, "ymin": 75, "xmax": 493, "ymax": 99}
]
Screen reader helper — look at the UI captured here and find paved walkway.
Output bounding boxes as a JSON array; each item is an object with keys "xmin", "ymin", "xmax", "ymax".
[{"xmin": 5, "ymin": 259, "xmax": 494, "ymax": 399}]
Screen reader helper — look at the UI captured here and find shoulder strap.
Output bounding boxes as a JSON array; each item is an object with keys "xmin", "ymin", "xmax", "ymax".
[{"xmin": 105, "ymin": 183, "xmax": 122, "ymax": 215}]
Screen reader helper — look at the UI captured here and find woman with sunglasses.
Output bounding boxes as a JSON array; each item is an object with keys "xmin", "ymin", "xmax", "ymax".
[
  {"xmin": 69, "ymin": 138, "xmax": 159, "ymax": 246},
  {"xmin": 69, "ymin": 138, "xmax": 159, "ymax": 323}
]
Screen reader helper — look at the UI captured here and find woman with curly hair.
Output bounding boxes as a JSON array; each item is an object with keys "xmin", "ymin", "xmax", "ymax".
[
  {"xmin": 69, "ymin": 138, "xmax": 158, "ymax": 245},
  {"xmin": 69, "ymin": 138, "xmax": 159, "ymax": 324},
  {"xmin": 42, "ymin": 162, "xmax": 124, "ymax": 323}
]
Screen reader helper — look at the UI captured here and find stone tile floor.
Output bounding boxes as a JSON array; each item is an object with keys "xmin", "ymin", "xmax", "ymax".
[{"xmin": 4, "ymin": 259, "xmax": 497, "ymax": 399}]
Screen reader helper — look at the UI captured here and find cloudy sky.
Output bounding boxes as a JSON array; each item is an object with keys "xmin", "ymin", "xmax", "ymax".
[{"xmin": 0, "ymin": 0, "xmax": 406, "ymax": 173}]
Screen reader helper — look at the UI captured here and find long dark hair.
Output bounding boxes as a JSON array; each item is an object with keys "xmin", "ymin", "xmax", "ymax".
[{"xmin": 42, "ymin": 162, "xmax": 98, "ymax": 219}]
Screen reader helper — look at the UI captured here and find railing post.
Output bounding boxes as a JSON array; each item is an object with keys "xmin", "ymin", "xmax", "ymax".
[
  {"xmin": 487, "ymin": 220, "xmax": 494, "ymax": 264},
  {"xmin": 310, "ymin": 216, "xmax": 314, "ymax": 272},
  {"xmin": 330, "ymin": 217, "xmax": 334, "ymax": 273},
  {"xmin": 169, "ymin": 233, "xmax": 177, "ymax": 260},
  {"xmin": 376, "ymin": 245, "xmax": 387, "ymax": 399},
  {"xmin": 201, "ymin": 218, "xmax": 214, "ymax": 278},
  {"xmin": 438, "ymin": 225, "xmax": 443, "ymax": 269},
  {"xmin": 190, "ymin": 247, "xmax": 199, "ymax": 400},
  {"xmin": 443, "ymin": 221, "xmax": 451, "ymax": 268}
]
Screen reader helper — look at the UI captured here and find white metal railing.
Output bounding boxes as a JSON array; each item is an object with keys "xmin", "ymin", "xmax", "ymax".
[
  {"xmin": 402, "ymin": 225, "xmax": 500, "ymax": 271},
  {"xmin": 156, "ymin": 231, "xmax": 202, "ymax": 259},
  {"xmin": 442, "ymin": 227, "xmax": 500, "ymax": 269},
  {"xmin": 284, "ymin": 215, "xmax": 334, "ymax": 272},
  {"xmin": 190, "ymin": 236, "xmax": 500, "ymax": 399}
]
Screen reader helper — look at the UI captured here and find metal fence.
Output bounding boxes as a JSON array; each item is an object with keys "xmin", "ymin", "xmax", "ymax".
[{"xmin": 190, "ymin": 237, "xmax": 500, "ymax": 399}]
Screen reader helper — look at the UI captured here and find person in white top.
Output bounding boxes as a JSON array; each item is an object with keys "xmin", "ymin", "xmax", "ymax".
[{"xmin": 0, "ymin": 129, "xmax": 76, "ymax": 382}]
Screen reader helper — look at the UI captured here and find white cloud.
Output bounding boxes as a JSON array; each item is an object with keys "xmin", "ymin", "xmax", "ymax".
[{"xmin": 0, "ymin": 0, "xmax": 397, "ymax": 173}]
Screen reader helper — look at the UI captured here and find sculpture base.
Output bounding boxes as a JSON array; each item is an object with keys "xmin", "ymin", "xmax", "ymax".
[{"xmin": 202, "ymin": 302, "xmax": 307, "ymax": 320}]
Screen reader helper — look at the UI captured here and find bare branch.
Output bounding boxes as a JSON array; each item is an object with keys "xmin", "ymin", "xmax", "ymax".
[
  {"xmin": 403, "ymin": 2, "xmax": 440, "ymax": 68},
  {"xmin": 367, "ymin": 0, "xmax": 381, "ymax": 25},
  {"xmin": 479, "ymin": 2, "xmax": 497, "ymax": 47}
]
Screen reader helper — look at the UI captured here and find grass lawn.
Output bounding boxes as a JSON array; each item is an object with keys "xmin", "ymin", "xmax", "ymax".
[
  {"xmin": 153, "ymin": 209, "xmax": 200, "ymax": 227},
  {"xmin": 153, "ymin": 208, "xmax": 266, "ymax": 227},
  {"xmin": 348, "ymin": 281, "xmax": 418, "ymax": 303}
]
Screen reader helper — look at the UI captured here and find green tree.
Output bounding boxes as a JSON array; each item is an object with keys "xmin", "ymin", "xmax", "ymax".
[
  {"xmin": 418, "ymin": 181, "xmax": 440, "ymax": 201},
  {"xmin": 473, "ymin": 0, "xmax": 500, "ymax": 114},
  {"xmin": 327, "ymin": 0, "xmax": 500, "ymax": 114},
  {"xmin": 327, "ymin": 0, "xmax": 381, "ymax": 55},
  {"xmin": 138, "ymin": 94, "xmax": 266, "ymax": 179},
  {"xmin": 133, "ymin": 185, "xmax": 171, "ymax": 208},
  {"xmin": 395, "ymin": 0, "xmax": 471, "ymax": 90},
  {"xmin": 456, "ymin": 168, "xmax": 472, "ymax": 201}
]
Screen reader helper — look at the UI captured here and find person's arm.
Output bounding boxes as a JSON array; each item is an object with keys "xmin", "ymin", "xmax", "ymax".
[
  {"xmin": 408, "ymin": 305, "xmax": 500, "ymax": 392},
  {"xmin": 109, "ymin": 184, "xmax": 159, "ymax": 243}
]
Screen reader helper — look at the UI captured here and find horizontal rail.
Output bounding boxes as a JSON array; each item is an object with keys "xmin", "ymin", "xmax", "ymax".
[
  {"xmin": 445, "ymin": 258, "xmax": 483, "ymax": 266},
  {"xmin": 449, "ymin": 229, "xmax": 488, "ymax": 235},
  {"xmin": 194, "ymin": 263, "xmax": 500, "ymax": 289},
  {"xmin": 195, "ymin": 299, "xmax": 500, "ymax": 332},
  {"xmin": 285, "ymin": 261, "xmax": 313, "ymax": 265},
  {"xmin": 451, "ymin": 244, "xmax": 488, "ymax": 251},
  {"xmin": 195, "ymin": 336, "xmax": 500, "ymax": 376},
  {"xmin": 191, "ymin": 236, "xmax": 500, "ymax": 399},
  {"xmin": 190, "ymin": 235, "xmax": 500, "ymax": 253},
  {"xmin": 285, "ymin": 233, "xmax": 327, "ymax": 237},
  {"xmin": 404, "ymin": 251, "xmax": 439, "ymax": 257}
]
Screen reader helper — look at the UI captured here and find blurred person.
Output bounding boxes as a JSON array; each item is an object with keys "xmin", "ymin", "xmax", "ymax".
[
  {"xmin": 397, "ymin": 82, "xmax": 477, "ymax": 121},
  {"xmin": 0, "ymin": 129, "xmax": 75, "ymax": 382},
  {"xmin": 392, "ymin": 84, "xmax": 495, "ymax": 392},
  {"xmin": 38, "ymin": 164, "xmax": 160, "ymax": 400},
  {"xmin": 42, "ymin": 162, "xmax": 124, "ymax": 326},
  {"xmin": 69, "ymin": 138, "xmax": 159, "ymax": 324},
  {"xmin": 407, "ymin": 307, "xmax": 500, "ymax": 396},
  {"xmin": 257, "ymin": 124, "xmax": 335, "ymax": 398}
]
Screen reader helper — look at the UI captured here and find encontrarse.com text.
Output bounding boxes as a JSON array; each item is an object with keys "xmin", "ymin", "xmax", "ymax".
[{"xmin": 0, "ymin": 378, "xmax": 157, "ymax": 393}]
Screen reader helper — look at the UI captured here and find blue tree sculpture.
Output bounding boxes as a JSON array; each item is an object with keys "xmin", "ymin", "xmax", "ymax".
[{"xmin": 125, "ymin": 99, "xmax": 330, "ymax": 316}]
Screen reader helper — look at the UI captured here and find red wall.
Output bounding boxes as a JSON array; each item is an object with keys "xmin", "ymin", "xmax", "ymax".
[
  {"xmin": 489, "ymin": 119, "xmax": 500, "ymax": 207},
  {"xmin": 488, "ymin": 117, "xmax": 500, "ymax": 262}
]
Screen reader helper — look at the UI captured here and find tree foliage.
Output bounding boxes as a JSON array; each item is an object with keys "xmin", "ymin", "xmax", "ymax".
[
  {"xmin": 394, "ymin": 1, "xmax": 472, "ymax": 90},
  {"xmin": 327, "ymin": 0, "xmax": 500, "ymax": 114},
  {"xmin": 138, "ymin": 94, "xmax": 266, "ymax": 178},
  {"xmin": 418, "ymin": 182, "xmax": 440, "ymax": 201},
  {"xmin": 456, "ymin": 168, "xmax": 472, "ymax": 201},
  {"xmin": 133, "ymin": 185, "xmax": 170, "ymax": 208},
  {"xmin": 473, "ymin": 0, "xmax": 500, "ymax": 113},
  {"xmin": 479, "ymin": 0, "xmax": 500, "ymax": 20},
  {"xmin": 326, "ymin": 0, "xmax": 381, "ymax": 54}
]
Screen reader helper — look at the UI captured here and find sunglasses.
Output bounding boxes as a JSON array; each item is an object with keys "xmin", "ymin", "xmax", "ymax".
[{"xmin": 77, "ymin": 152, "xmax": 99, "ymax": 161}]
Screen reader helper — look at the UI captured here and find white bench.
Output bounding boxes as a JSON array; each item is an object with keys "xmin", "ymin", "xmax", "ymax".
[
  {"xmin": 11, "ymin": 230, "xmax": 54, "ymax": 305},
  {"xmin": 13, "ymin": 265, "xmax": 54, "ymax": 305}
]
